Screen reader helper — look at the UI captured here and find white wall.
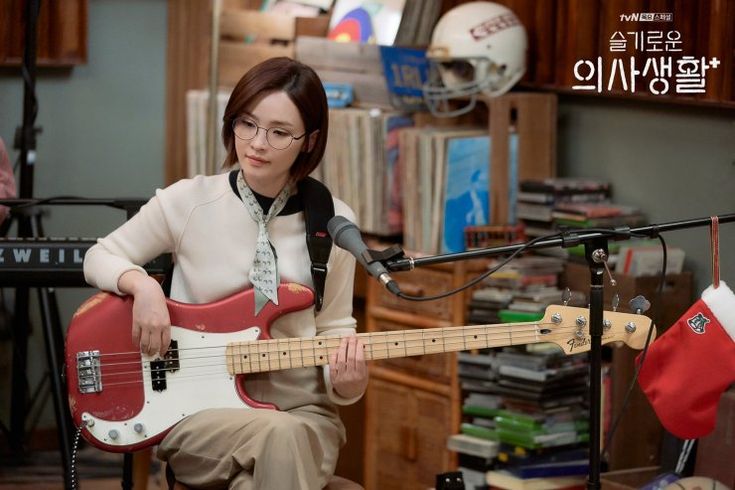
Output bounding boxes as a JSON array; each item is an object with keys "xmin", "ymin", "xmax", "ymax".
[{"xmin": 557, "ymin": 95, "xmax": 735, "ymax": 294}]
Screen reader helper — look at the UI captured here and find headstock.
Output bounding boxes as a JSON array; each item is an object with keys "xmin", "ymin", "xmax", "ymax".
[{"xmin": 538, "ymin": 305, "xmax": 656, "ymax": 355}]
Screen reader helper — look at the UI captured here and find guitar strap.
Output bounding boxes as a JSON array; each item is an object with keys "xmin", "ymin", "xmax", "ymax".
[{"xmin": 298, "ymin": 176, "xmax": 335, "ymax": 312}]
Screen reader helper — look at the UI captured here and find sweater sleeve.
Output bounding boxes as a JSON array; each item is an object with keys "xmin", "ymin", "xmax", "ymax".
[
  {"xmin": 84, "ymin": 188, "xmax": 177, "ymax": 295},
  {"xmin": 316, "ymin": 202, "xmax": 364, "ymax": 405}
]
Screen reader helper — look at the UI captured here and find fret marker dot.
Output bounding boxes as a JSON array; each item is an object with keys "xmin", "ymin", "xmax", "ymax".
[
  {"xmin": 432, "ymin": 339, "xmax": 436, "ymax": 343},
  {"xmin": 394, "ymin": 342, "xmax": 398, "ymax": 346},
  {"xmin": 282, "ymin": 352, "xmax": 287, "ymax": 356},
  {"xmin": 262, "ymin": 354, "xmax": 266, "ymax": 357}
]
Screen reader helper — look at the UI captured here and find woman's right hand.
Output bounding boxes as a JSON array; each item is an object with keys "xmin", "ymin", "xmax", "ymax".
[{"xmin": 118, "ymin": 270, "xmax": 171, "ymax": 357}]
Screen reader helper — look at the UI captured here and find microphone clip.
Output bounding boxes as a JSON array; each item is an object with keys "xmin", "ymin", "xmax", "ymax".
[{"xmin": 359, "ymin": 244, "xmax": 406, "ymax": 269}]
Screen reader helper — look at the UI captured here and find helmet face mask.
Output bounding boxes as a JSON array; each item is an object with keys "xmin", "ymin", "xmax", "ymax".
[{"xmin": 422, "ymin": 1, "xmax": 528, "ymax": 117}]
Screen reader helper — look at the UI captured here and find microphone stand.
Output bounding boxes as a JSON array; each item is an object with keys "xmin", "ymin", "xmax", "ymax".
[{"xmin": 380, "ymin": 212, "xmax": 734, "ymax": 490}]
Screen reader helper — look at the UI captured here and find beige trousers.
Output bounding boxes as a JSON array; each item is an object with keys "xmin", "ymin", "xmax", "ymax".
[{"xmin": 157, "ymin": 407, "xmax": 342, "ymax": 490}]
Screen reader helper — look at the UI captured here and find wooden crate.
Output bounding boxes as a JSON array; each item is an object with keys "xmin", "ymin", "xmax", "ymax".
[
  {"xmin": 295, "ymin": 36, "xmax": 393, "ymax": 108},
  {"xmin": 480, "ymin": 92, "xmax": 558, "ymax": 225},
  {"xmin": 217, "ymin": 9, "xmax": 329, "ymax": 87}
]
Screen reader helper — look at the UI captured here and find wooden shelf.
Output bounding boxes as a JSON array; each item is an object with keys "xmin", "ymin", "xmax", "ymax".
[{"xmin": 518, "ymin": 82, "xmax": 735, "ymax": 112}]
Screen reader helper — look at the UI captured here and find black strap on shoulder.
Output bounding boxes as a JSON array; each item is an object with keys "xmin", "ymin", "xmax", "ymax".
[{"xmin": 298, "ymin": 177, "xmax": 335, "ymax": 312}]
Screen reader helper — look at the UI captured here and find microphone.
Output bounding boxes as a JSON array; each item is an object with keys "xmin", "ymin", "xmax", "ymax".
[{"xmin": 327, "ymin": 216, "xmax": 401, "ymax": 295}]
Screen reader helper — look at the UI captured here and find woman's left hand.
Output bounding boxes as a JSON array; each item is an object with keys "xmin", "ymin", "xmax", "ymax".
[{"xmin": 329, "ymin": 335, "xmax": 368, "ymax": 399}]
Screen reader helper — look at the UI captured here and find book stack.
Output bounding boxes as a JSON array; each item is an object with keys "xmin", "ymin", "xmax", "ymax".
[
  {"xmin": 468, "ymin": 256, "xmax": 584, "ymax": 326},
  {"xmin": 488, "ymin": 347, "xmax": 590, "ymax": 447},
  {"xmin": 551, "ymin": 202, "xmax": 646, "ymax": 231},
  {"xmin": 453, "ymin": 347, "xmax": 591, "ymax": 490},
  {"xmin": 516, "ymin": 178, "xmax": 611, "ymax": 238},
  {"xmin": 551, "ymin": 201, "xmax": 647, "ymax": 262},
  {"xmin": 453, "ymin": 352, "xmax": 502, "ymax": 488}
]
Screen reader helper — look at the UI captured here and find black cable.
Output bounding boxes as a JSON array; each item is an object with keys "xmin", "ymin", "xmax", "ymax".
[
  {"xmin": 601, "ymin": 233, "xmax": 667, "ymax": 460},
  {"xmin": 396, "ymin": 232, "xmax": 564, "ymax": 302},
  {"xmin": 396, "ymin": 227, "xmax": 648, "ymax": 303},
  {"xmin": 5, "ymin": 196, "xmax": 89, "ymax": 210}
]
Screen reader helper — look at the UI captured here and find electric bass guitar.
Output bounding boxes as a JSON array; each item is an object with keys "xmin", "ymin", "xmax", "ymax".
[{"xmin": 65, "ymin": 283, "xmax": 654, "ymax": 452}]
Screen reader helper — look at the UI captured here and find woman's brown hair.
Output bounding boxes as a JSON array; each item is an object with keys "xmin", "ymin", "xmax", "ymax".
[{"xmin": 221, "ymin": 57, "xmax": 329, "ymax": 182}]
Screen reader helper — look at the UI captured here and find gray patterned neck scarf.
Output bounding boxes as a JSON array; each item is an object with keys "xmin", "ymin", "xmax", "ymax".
[{"xmin": 236, "ymin": 171, "xmax": 292, "ymax": 314}]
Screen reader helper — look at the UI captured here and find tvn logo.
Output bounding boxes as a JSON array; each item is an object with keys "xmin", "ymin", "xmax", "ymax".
[{"xmin": 620, "ymin": 12, "xmax": 673, "ymax": 21}]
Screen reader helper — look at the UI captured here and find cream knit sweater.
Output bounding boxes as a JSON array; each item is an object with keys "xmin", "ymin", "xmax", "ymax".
[{"xmin": 83, "ymin": 172, "xmax": 361, "ymax": 409}]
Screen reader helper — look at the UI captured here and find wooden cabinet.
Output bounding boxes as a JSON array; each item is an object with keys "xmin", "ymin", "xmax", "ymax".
[
  {"xmin": 363, "ymin": 260, "xmax": 485, "ymax": 490},
  {"xmin": 364, "ymin": 378, "xmax": 454, "ymax": 490}
]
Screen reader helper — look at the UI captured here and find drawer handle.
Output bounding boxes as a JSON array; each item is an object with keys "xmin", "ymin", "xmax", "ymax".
[{"xmin": 401, "ymin": 425, "xmax": 418, "ymax": 461}]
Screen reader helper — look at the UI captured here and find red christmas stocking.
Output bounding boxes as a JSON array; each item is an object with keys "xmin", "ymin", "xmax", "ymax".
[{"xmin": 637, "ymin": 280, "xmax": 735, "ymax": 439}]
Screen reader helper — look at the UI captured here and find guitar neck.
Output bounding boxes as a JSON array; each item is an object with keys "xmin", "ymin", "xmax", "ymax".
[{"xmin": 225, "ymin": 321, "xmax": 545, "ymax": 375}]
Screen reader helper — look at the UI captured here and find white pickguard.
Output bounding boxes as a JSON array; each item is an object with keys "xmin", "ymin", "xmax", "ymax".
[{"xmin": 82, "ymin": 325, "xmax": 262, "ymax": 448}]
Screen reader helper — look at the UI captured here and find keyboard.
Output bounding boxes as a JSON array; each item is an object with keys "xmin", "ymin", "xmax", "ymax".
[{"xmin": 0, "ymin": 237, "xmax": 170, "ymax": 287}]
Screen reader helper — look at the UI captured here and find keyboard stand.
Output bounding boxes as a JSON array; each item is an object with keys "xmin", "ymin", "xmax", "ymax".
[
  {"xmin": 3, "ymin": 206, "xmax": 75, "ymax": 489},
  {"xmin": 0, "ymin": 198, "xmax": 166, "ymax": 490}
]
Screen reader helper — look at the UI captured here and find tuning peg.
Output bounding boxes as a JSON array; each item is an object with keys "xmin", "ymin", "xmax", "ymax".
[
  {"xmin": 611, "ymin": 293, "xmax": 620, "ymax": 312},
  {"xmin": 629, "ymin": 295, "xmax": 651, "ymax": 314},
  {"xmin": 591, "ymin": 249, "xmax": 618, "ymax": 286},
  {"xmin": 562, "ymin": 288, "xmax": 571, "ymax": 306}
]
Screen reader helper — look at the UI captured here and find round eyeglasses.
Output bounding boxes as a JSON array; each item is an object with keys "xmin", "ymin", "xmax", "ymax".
[{"xmin": 232, "ymin": 117, "xmax": 306, "ymax": 150}]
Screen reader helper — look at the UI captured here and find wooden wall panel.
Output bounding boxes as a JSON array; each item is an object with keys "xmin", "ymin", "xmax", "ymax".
[
  {"xmin": 165, "ymin": 0, "xmax": 211, "ymax": 184},
  {"xmin": 494, "ymin": 0, "xmax": 557, "ymax": 85},
  {"xmin": 0, "ymin": 0, "xmax": 87, "ymax": 66},
  {"xmin": 555, "ymin": 0, "xmax": 600, "ymax": 87}
]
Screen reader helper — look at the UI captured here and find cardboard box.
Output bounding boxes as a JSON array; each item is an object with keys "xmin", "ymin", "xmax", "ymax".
[{"xmin": 600, "ymin": 467, "xmax": 663, "ymax": 490}]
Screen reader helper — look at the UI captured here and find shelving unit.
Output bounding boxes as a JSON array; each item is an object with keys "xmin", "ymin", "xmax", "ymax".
[{"xmin": 363, "ymin": 259, "xmax": 483, "ymax": 490}]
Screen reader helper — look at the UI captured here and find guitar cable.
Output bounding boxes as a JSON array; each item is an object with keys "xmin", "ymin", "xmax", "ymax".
[
  {"xmin": 69, "ymin": 420, "xmax": 87, "ymax": 490},
  {"xmin": 600, "ymin": 233, "xmax": 667, "ymax": 462}
]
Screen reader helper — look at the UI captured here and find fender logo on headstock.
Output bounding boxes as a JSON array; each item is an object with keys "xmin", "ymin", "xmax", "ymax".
[
  {"xmin": 567, "ymin": 337, "xmax": 591, "ymax": 352},
  {"xmin": 566, "ymin": 333, "xmax": 619, "ymax": 352}
]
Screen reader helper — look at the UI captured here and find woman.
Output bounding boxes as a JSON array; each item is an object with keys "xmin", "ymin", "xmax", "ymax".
[{"xmin": 84, "ymin": 57, "xmax": 367, "ymax": 489}]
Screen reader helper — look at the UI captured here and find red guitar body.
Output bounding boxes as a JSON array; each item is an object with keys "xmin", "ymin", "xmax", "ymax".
[{"xmin": 65, "ymin": 283, "xmax": 314, "ymax": 452}]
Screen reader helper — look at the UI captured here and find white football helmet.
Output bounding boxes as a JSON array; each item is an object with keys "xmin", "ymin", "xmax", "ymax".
[{"xmin": 422, "ymin": 1, "xmax": 528, "ymax": 117}]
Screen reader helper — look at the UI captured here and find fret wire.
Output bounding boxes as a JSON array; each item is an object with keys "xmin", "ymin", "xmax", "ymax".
[
  {"xmin": 291, "ymin": 338, "xmax": 297, "ymax": 369},
  {"xmin": 235, "ymin": 341, "xmax": 242, "ymax": 374},
  {"xmin": 276, "ymin": 338, "xmax": 285, "ymax": 370},
  {"xmin": 283, "ymin": 338, "xmax": 291, "ymax": 370},
  {"xmin": 249, "ymin": 341, "xmax": 257, "ymax": 374},
  {"xmin": 311, "ymin": 338, "xmax": 316, "ymax": 368}
]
